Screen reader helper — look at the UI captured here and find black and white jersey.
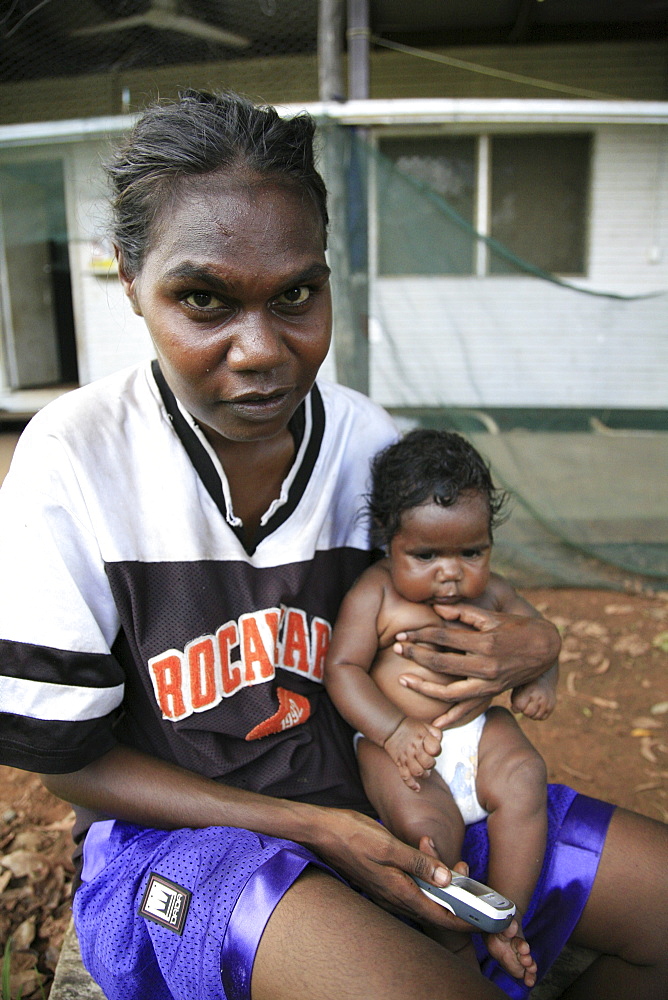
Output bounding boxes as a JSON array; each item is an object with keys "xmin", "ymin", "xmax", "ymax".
[{"xmin": 0, "ymin": 361, "xmax": 396, "ymax": 816}]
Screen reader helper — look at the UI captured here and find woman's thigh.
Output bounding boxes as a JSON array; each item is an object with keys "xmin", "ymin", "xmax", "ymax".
[
  {"xmin": 252, "ymin": 866, "xmax": 504, "ymax": 1000},
  {"xmin": 569, "ymin": 806, "xmax": 668, "ymax": 964}
]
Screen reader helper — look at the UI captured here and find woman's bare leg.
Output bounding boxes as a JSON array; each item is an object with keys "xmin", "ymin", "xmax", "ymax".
[
  {"xmin": 252, "ymin": 866, "xmax": 506, "ymax": 1000},
  {"xmin": 561, "ymin": 806, "xmax": 668, "ymax": 999}
]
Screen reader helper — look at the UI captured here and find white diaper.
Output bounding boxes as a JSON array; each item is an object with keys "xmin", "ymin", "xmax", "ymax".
[
  {"xmin": 354, "ymin": 713, "xmax": 489, "ymax": 826},
  {"xmin": 433, "ymin": 713, "xmax": 489, "ymax": 825}
]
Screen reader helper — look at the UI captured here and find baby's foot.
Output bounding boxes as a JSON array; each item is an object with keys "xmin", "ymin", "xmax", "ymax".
[{"xmin": 485, "ymin": 930, "xmax": 537, "ymax": 988}]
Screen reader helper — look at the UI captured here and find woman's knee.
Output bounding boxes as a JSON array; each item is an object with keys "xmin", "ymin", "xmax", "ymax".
[
  {"xmin": 253, "ymin": 867, "xmax": 503, "ymax": 1000},
  {"xmin": 572, "ymin": 807, "xmax": 668, "ymax": 964}
]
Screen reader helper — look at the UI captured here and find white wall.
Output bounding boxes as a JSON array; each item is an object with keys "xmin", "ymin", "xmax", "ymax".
[
  {"xmin": 67, "ymin": 141, "xmax": 154, "ymax": 385},
  {"xmin": 370, "ymin": 123, "xmax": 668, "ymax": 409}
]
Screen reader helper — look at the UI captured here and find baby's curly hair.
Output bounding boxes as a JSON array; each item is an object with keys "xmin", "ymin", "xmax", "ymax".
[{"xmin": 368, "ymin": 429, "xmax": 509, "ymax": 549}]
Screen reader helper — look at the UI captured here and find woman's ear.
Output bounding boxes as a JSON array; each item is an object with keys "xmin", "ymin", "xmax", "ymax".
[{"xmin": 116, "ymin": 247, "xmax": 143, "ymax": 316}]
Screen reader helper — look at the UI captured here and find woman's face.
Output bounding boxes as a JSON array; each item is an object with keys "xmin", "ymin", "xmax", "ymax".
[{"xmin": 120, "ymin": 171, "xmax": 332, "ymax": 445}]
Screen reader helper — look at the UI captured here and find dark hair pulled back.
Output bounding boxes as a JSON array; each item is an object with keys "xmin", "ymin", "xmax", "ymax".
[
  {"xmin": 105, "ymin": 89, "xmax": 329, "ymax": 276},
  {"xmin": 368, "ymin": 428, "xmax": 508, "ymax": 548}
]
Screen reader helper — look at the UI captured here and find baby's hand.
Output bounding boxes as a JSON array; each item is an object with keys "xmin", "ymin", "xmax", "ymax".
[
  {"xmin": 511, "ymin": 677, "xmax": 556, "ymax": 721},
  {"xmin": 384, "ymin": 717, "xmax": 443, "ymax": 791}
]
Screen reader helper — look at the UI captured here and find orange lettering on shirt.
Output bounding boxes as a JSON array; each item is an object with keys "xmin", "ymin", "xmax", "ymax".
[
  {"xmin": 282, "ymin": 609, "xmax": 309, "ymax": 672},
  {"xmin": 241, "ymin": 614, "xmax": 274, "ymax": 683},
  {"xmin": 148, "ymin": 652, "xmax": 187, "ymax": 721},
  {"xmin": 186, "ymin": 636, "xmax": 217, "ymax": 710},
  {"xmin": 244, "ymin": 687, "xmax": 311, "ymax": 740},
  {"xmin": 217, "ymin": 622, "xmax": 240, "ymax": 695},
  {"xmin": 311, "ymin": 618, "xmax": 331, "ymax": 681}
]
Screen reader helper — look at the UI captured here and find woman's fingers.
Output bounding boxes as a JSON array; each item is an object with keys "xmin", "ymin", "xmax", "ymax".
[
  {"xmin": 395, "ymin": 612, "xmax": 560, "ymax": 689},
  {"xmin": 321, "ymin": 811, "xmax": 473, "ymax": 930}
]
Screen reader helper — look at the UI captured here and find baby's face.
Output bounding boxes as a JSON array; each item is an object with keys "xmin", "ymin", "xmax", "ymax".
[{"xmin": 388, "ymin": 495, "xmax": 492, "ymax": 606}]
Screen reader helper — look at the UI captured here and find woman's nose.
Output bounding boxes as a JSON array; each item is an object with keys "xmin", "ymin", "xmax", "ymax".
[{"xmin": 226, "ymin": 312, "xmax": 288, "ymax": 372}]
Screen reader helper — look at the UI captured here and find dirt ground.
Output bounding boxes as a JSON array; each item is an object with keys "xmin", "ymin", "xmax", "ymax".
[{"xmin": 1, "ymin": 585, "xmax": 667, "ymax": 998}]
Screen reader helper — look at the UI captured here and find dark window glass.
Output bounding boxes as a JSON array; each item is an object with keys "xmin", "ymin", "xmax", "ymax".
[
  {"xmin": 489, "ymin": 134, "xmax": 590, "ymax": 276},
  {"xmin": 378, "ymin": 136, "xmax": 477, "ymax": 275}
]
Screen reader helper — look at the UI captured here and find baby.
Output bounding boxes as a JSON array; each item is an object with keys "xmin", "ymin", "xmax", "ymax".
[{"xmin": 325, "ymin": 429, "xmax": 558, "ymax": 987}]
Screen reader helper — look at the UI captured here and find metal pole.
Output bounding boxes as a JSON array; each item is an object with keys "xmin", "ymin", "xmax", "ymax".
[
  {"xmin": 347, "ymin": 0, "xmax": 370, "ymax": 99},
  {"xmin": 318, "ymin": 0, "xmax": 345, "ymax": 102}
]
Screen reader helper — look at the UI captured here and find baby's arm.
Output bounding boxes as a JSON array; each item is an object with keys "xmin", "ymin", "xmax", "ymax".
[
  {"xmin": 324, "ymin": 571, "xmax": 442, "ymax": 790},
  {"xmin": 487, "ymin": 575, "xmax": 559, "ymax": 721}
]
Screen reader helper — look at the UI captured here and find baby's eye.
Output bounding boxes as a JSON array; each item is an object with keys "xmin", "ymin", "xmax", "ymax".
[
  {"xmin": 182, "ymin": 291, "xmax": 225, "ymax": 309},
  {"xmin": 414, "ymin": 551, "xmax": 435, "ymax": 562},
  {"xmin": 462, "ymin": 549, "xmax": 483, "ymax": 559},
  {"xmin": 275, "ymin": 286, "xmax": 311, "ymax": 306}
]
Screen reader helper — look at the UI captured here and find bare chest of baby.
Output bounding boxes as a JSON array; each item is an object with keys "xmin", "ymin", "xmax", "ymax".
[{"xmin": 370, "ymin": 595, "xmax": 467, "ymax": 724}]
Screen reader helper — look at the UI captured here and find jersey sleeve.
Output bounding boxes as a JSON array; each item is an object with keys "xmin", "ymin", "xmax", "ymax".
[{"xmin": 0, "ymin": 422, "xmax": 123, "ymax": 773}]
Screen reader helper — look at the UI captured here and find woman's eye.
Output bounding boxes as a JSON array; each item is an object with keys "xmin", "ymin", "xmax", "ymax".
[
  {"xmin": 182, "ymin": 291, "xmax": 224, "ymax": 309},
  {"xmin": 276, "ymin": 286, "xmax": 311, "ymax": 306}
]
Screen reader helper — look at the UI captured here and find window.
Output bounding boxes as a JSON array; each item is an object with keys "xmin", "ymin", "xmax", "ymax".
[{"xmin": 376, "ymin": 133, "xmax": 591, "ymax": 277}]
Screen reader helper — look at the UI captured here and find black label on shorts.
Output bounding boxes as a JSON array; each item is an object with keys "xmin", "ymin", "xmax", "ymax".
[{"xmin": 139, "ymin": 872, "xmax": 192, "ymax": 934}]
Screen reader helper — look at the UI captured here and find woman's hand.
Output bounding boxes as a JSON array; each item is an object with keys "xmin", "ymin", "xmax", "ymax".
[
  {"xmin": 311, "ymin": 807, "xmax": 480, "ymax": 932},
  {"xmin": 394, "ymin": 603, "xmax": 560, "ymax": 704}
]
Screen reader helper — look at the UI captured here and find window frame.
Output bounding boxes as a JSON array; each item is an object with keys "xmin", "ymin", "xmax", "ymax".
[{"xmin": 371, "ymin": 127, "xmax": 593, "ymax": 279}]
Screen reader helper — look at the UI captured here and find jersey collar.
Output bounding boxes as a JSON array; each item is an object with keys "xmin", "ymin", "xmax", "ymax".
[{"xmin": 150, "ymin": 360, "xmax": 325, "ymax": 555}]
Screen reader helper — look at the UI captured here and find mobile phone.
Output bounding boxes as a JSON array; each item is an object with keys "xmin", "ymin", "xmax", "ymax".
[{"xmin": 412, "ymin": 873, "xmax": 516, "ymax": 934}]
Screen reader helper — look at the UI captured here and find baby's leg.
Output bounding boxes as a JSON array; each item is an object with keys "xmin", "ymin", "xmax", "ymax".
[
  {"xmin": 356, "ymin": 738, "xmax": 476, "ymax": 963},
  {"xmin": 357, "ymin": 736, "xmax": 465, "ymax": 864},
  {"xmin": 476, "ymin": 706, "xmax": 547, "ymax": 986}
]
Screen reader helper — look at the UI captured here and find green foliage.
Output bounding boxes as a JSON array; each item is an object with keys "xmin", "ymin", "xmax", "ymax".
[{"xmin": 1, "ymin": 937, "xmax": 46, "ymax": 1000}]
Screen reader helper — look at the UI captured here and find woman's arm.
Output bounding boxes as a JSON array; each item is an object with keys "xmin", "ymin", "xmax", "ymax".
[{"xmin": 40, "ymin": 744, "xmax": 474, "ymax": 931}]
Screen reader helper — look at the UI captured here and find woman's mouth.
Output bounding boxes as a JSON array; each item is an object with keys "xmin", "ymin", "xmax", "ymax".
[{"xmin": 224, "ymin": 389, "xmax": 293, "ymax": 419}]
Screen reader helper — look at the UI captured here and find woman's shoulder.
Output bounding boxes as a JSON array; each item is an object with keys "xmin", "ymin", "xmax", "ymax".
[
  {"xmin": 6, "ymin": 361, "xmax": 160, "ymax": 488},
  {"xmin": 316, "ymin": 379, "xmax": 397, "ymax": 449},
  {"xmin": 20, "ymin": 361, "xmax": 157, "ymax": 445}
]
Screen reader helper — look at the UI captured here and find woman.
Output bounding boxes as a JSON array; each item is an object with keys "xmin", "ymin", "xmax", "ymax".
[{"xmin": 0, "ymin": 90, "xmax": 665, "ymax": 1000}]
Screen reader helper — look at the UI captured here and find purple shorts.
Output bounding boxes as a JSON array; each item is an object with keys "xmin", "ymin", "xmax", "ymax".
[{"xmin": 73, "ymin": 785, "xmax": 614, "ymax": 1000}]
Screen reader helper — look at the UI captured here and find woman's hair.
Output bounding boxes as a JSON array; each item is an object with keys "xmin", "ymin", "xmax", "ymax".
[
  {"xmin": 368, "ymin": 428, "xmax": 509, "ymax": 548},
  {"xmin": 105, "ymin": 88, "xmax": 329, "ymax": 276}
]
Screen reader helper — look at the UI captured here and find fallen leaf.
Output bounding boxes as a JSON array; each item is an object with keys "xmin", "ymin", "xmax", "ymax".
[
  {"xmin": 633, "ymin": 781, "xmax": 663, "ymax": 793},
  {"xmin": 570, "ymin": 620, "xmax": 609, "ymax": 639},
  {"xmin": 43, "ymin": 811, "xmax": 75, "ymax": 832},
  {"xmin": 586, "ymin": 695, "xmax": 619, "ymax": 710},
  {"xmin": 640, "ymin": 737, "xmax": 660, "ymax": 763},
  {"xmin": 564, "ymin": 671, "xmax": 618, "ymax": 709},
  {"xmin": 652, "ymin": 631, "xmax": 668, "ymax": 652},
  {"xmin": 604, "ymin": 603, "xmax": 635, "ymax": 615},
  {"xmin": 560, "ymin": 763, "xmax": 593, "ymax": 782},
  {"xmin": 631, "ymin": 728, "xmax": 656, "ymax": 738},
  {"xmin": 650, "ymin": 701, "xmax": 668, "ymax": 715},
  {"xmin": 11, "ymin": 916, "xmax": 36, "ymax": 951},
  {"xmin": 0, "ymin": 850, "xmax": 49, "ymax": 881},
  {"xmin": 592, "ymin": 657, "xmax": 611, "ymax": 675},
  {"xmin": 613, "ymin": 635, "xmax": 651, "ymax": 657},
  {"xmin": 631, "ymin": 716, "xmax": 662, "ymax": 729}
]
